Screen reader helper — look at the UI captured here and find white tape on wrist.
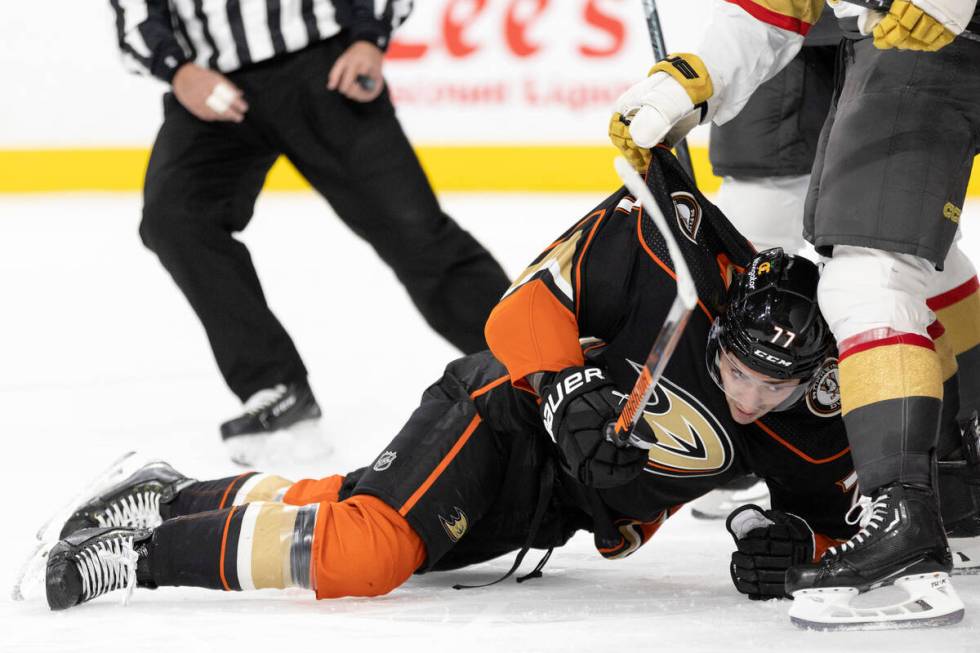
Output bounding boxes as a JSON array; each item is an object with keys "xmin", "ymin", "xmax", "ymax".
[{"xmin": 205, "ymin": 82, "xmax": 236, "ymax": 113}]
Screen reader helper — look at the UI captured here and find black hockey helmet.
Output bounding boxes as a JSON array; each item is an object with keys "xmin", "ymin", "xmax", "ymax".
[{"xmin": 706, "ymin": 249, "xmax": 833, "ymax": 410}]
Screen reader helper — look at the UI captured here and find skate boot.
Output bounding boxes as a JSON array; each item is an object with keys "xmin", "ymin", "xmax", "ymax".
[
  {"xmin": 786, "ymin": 482, "xmax": 964, "ymax": 630},
  {"xmin": 58, "ymin": 461, "xmax": 193, "ymax": 539},
  {"xmin": 690, "ymin": 474, "xmax": 769, "ymax": 520},
  {"xmin": 940, "ymin": 410, "xmax": 980, "ymax": 574},
  {"xmin": 46, "ymin": 527, "xmax": 154, "ymax": 611},
  {"xmin": 220, "ymin": 380, "xmax": 323, "ymax": 466}
]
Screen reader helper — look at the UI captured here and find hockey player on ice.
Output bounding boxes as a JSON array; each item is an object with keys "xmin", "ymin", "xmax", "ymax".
[
  {"xmin": 610, "ymin": 0, "xmax": 980, "ymax": 630},
  {"xmin": 32, "ymin": 150, "xmax": 847, "ymax": 607},
  {"xmin": 24, "ymin": 151, "xmax": 978, "ymax": 625}
]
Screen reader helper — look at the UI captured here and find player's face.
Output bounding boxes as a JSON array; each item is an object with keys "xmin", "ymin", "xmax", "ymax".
[{"xmin": 717, "ymin": 349, "xmax": 801, "ymax": 424}]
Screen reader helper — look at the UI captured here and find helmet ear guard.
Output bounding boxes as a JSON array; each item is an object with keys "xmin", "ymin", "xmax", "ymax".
[{"xmin": 706, "ymin": 249, "xmax": 835, "ymax": 412}]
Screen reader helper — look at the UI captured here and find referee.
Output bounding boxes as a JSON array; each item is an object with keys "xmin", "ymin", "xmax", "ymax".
[{"xmin": 109, "ymin": 0, "xmax": 511, "ymax": 463}]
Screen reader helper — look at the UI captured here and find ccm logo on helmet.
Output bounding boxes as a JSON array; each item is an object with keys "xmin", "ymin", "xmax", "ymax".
[
  {"xmin": 753, "ymin": 349, "xmax": 792, "ymax": 367},
  {"xmin": 541, "ymin": 368, "xmax": 606, "ymax": 439}
]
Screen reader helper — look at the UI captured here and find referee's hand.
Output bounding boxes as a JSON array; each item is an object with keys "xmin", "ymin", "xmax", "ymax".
[
  {"xmin": 328, "ymin": 41, "xmax": 384, "ymax": 102},
  {"xmin": 172, "ymin": 63, "xmax": 249, "ymax": 123}
]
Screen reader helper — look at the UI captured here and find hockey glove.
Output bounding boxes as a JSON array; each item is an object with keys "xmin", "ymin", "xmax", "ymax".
[
  {"xmin": 610, "ymin": 53, "xmax": 714, "ymax": 171},
  {"xmin": 726, "ymin": 503, "xmax": 814, "ymax": 600},
  {"xmin": 540, "ymin": 366, "xmax": 649, "ymax": 489},
  {"xmin": 868, "ymin": 0, "xmax": 976, "ymax": 51}
]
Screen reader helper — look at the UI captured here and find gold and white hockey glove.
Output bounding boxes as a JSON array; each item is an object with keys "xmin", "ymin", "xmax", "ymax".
[
  {"xmin": 866, "ymin": 0, "xmax": 977, "ymax": 50},
  {"xmin": 609, "ymin": 53, "xmax": 713, "ymax": 172}
]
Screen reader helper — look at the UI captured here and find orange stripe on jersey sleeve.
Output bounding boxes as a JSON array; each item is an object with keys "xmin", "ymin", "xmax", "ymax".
[
  {"xmin": 753, "ymin": 419, "xmax": 850, "ymax": 464},
  {"xmin": 724, "ymin": 0, "xmax": 822, "ymax": 35},
  {"xmin": 485, "ymin": 278, "xmax": 585, "ymax": 387}
]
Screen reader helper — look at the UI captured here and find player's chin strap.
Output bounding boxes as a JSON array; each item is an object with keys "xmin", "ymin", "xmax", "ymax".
[{"xmin": 452, "ymin": 455, "xmax": 556, "ymax": 590}]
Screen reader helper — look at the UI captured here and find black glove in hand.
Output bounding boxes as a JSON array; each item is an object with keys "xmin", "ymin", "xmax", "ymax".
[
  {"xmin": 725, "ymin": 503, "xmax": 814, "ymax": 600},
  {"xmin": 540, "ymin": 366, "xmax": 648, "ymax": 489}
]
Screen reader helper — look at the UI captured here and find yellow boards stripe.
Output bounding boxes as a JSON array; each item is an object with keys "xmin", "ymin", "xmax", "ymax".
[{"xmin": 1, "ymin": 147, "xmax": 979, "ymax": 195}]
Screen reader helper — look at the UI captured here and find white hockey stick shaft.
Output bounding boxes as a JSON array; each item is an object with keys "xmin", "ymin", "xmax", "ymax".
[{"xmin": 610, "ymin": 157, "xmax": 698, "ymax": 448}]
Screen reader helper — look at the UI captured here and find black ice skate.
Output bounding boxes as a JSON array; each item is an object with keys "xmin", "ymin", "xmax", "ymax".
[
  {"xmin": 786, "ymin": 482, "xmax": 964, "ymax": 630},
  {"xmin": 942, "ymin": 410, "xmax": 980, "ymax": 574},
  {"xmin": 46, "ymin": 527, "xmax": 153, "ymax": 611},
  {"xmin": 220, "ymin": 381, "xmax": 323, "ymax": 466},
  {"xmin": 58, "ymin": 460, "xmax": 192, "ymax": 539}
]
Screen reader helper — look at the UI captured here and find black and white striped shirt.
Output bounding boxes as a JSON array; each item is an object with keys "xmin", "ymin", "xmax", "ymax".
[{"xmin": 108, "ymin": 0, "xmax": 414, "ymax": 82}]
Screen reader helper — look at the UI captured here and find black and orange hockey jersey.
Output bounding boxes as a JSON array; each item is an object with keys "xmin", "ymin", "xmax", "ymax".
[{"xmin": 485, "ymin": 148, "xmax": 856, "ymax": 557}]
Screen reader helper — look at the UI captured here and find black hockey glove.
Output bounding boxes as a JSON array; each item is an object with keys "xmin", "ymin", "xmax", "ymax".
[
  {"xmin": 539, "ymin": 366, "xmax": 648, "ymax": 489},
  {"xmin": 726, "ymin": 503, "xmax": 814, "ymax": 600}
]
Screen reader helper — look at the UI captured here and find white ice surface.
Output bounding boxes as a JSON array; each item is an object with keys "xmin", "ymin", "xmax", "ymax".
[{"xmin": 2, "ymin": 192, "xmax": 980, "ymax": 652}]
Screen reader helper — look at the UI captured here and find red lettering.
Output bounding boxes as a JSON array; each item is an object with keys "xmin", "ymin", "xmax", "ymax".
[
  {"xmin": 580, "ymin": 0, "xmax": 625, "ymax": 57},
  {"xmin": 387, "ymin": 38, "xmax": 428, "ymax": 60},
  {"xmin": 505, "ymin": 0, "xmax": 550, "ymax": 58},
  {"xmin": 444, "ymin": 0, "xmax": 489, "ymax": 58}
]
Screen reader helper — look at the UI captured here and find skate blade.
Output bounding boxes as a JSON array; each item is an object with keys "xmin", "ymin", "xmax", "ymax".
[
  {"xmin": 34, "ymin": 451, "xmax": 144, "ymax": 542},
  {"xmin": 788, "ymin": 572, "xmax": 965, "ymax": 631},
  {"xmin": 950, "ymin": 538, "xmax": 980, "ymax": 576},
  {"xmin": 11, "ymin": 540, "xmax": 54, "ymax": 602},
  {"xmin": 224, "ymin": 421, "xmax": 332, "ymax": 468}
]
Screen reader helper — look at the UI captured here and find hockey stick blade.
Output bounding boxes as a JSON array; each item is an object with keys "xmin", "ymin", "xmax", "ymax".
[{"xmin": 610, "ymin": 157, "xmax": 697, "ymax": 448}]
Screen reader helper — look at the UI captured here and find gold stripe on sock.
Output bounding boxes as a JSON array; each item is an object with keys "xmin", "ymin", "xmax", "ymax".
[{"xmin": 839, "ymin": 344, "xmax": 942, "ymax": 415}]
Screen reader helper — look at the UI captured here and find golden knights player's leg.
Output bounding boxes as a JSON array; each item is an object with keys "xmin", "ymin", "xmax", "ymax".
[
  {"xmin": 785, "ymin": 24, "xmax": 980, "ymax": 629},
  {"xmin": 928, "ymin": 238, "xmax": 980, "ymax": 572}
]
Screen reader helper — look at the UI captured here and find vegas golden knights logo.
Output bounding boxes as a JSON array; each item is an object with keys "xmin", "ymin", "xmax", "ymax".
[
  {"xmin": 439, "ymin": 507, "xmax": 468, "ymax": 542},
  {"xmin": 622, "ymin": 361, "xmax": 733, "ymax": 477}
]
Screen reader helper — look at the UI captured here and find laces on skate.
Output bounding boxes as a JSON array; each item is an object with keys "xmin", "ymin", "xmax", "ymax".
[
  {"xmin": 75, "ymin": 534, "xmax": 140, "ymax": 606},
  {"xmin": 828, "ymin": 493, "xmax": 889, "ymax": 555}
]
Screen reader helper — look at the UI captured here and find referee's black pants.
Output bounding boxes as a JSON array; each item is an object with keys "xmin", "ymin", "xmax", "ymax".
[{"xmin": 139, "ymin": 37, "xmax": 510, "ymax": 402}]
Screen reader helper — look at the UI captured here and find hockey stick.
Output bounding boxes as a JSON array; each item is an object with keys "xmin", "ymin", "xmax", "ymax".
[
  {"xmin": 608, "ymin": 157, "xmax": 698, "ymax": 449},
  {"xmin": 640, "ymin": 0, "xmax": 696, "ymax": 182},
  {"xmin": 840, "ymin": 0, "xmax": 980, "ymax": 41}
]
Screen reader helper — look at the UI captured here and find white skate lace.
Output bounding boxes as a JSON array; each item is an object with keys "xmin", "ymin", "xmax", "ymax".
[
  {"xmin": 828, "ymin": 492, "xmax": 890, "ymax": 556},
  {"xmin": 76, "ymin": 534, "xmax": 140, "ymax": 606},
  {"xmin": 243, "ymin": 384, "xmax": 288, "ymax": 415},
  {"xmin": 94, "ymin": 492, "xmax": 162, "ymax": 530}
]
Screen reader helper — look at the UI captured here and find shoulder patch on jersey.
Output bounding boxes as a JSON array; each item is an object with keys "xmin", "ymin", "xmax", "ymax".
[
  {"xmin": 671, "ymin": 191, "xmax": 701, "ymax": 244},
  {"xmin": 806, "ymin": 357, "xmax": 841, "ymax": 417}
]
